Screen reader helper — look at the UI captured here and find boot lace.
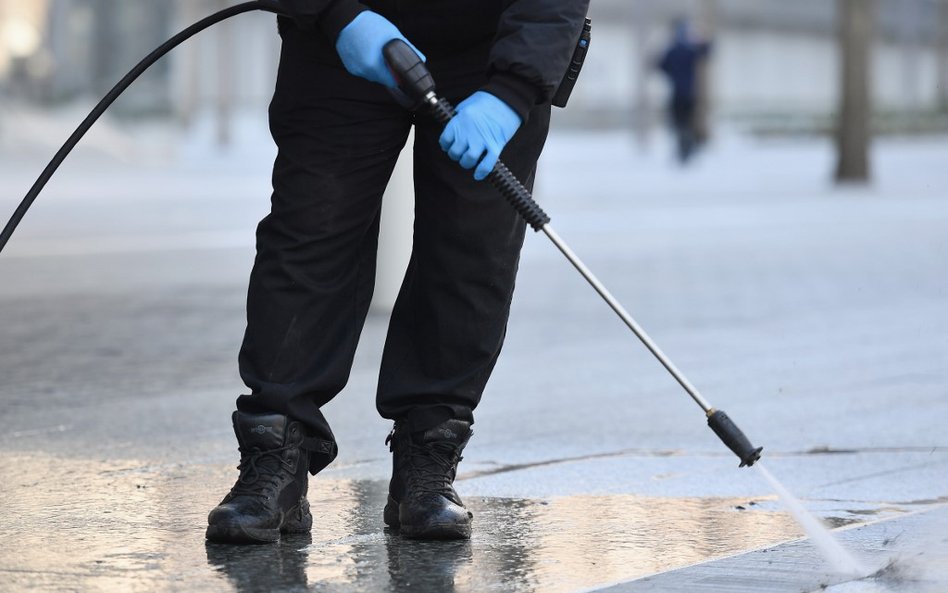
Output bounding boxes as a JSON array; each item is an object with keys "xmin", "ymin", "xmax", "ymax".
[
  {"xmin": 229, "ymin": 445, "xmax": 296, "ymax": 499},
  {"xmin": 405, "ymin": 441, "xmax": 463, "ymax": 499}
]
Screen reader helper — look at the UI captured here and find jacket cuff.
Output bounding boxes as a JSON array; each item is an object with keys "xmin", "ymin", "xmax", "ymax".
[
  {"xmin": 317, "ymin": 0, "xmax": 369, "ymax": 42},
  {"xmin": 481, "ymin": 71, "xmax": 542, "ymax": 122}
]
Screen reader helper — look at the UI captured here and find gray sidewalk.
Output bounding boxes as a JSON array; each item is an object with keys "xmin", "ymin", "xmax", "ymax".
[
  {"xmin": 602, "ymin": 505, "xmax": 948, "ymax": 593},
  {"xmin": 1, "ymin": 128, "xmax": 946, "ymax": 592}
]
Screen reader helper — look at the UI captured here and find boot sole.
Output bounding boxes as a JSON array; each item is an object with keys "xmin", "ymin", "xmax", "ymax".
[
  {"xmin": 205, "ymin": 523, "xmax": 280, "ymax": 544},
  {"xmin": 281, "ymin": 498, "xmax": 313, "ymax": 534},
  {"xmin": 384, "ymin": 496, "xmax": 472, "ymax": 540},
  {"xmin": 400, "ymin": 521, "xmax": 472, "ymax": 540},
  {"xmin": 206, "ymin": 503, "xmax": 312, "ymax": 544},
  {"xmin": 383, "ymin": 497, "xmax": 400, "ymax": 528}
]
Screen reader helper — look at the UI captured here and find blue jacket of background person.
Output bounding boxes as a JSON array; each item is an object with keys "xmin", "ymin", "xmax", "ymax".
[{"xmin": 658, "ymin": 19, "xmax": 712, "ymax": 102}]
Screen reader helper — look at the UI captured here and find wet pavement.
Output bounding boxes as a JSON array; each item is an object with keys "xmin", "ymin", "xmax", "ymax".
[
  {"xmin": 1, "ymin": 127, "xmax": 948, "ymax": 591},
  {"xmin": 605, "ymin": 505, "xmax": 948, "ymax": 593},
  {"xmin": 0, "ymin": 453, "xmax": 810, "ymax": 593},
  {"xmin": 3, "ymin": 447, "xmax": 945, "ymax": 592}
]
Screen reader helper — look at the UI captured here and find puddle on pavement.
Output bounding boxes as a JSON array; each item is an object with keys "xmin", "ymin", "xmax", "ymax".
[{"xmin": 2, "ymin": 452, "xmax": 830, "ymax": 593}]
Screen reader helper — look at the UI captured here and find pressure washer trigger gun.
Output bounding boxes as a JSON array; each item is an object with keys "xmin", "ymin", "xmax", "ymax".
[
  {"xmin": 387, "ymin": 87, "xmax": 417, "ymax": 110},
  {"xmin": 384, "ymin": 39, "xmax": 436, "ymax": 110}
]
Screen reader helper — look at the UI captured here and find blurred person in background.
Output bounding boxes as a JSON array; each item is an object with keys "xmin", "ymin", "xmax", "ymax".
[
  {"xmin": 205, "ymin": 0, "xmax": 590, "ymax": 545},
  {"xmin": 656, "ymin": 17, "xmax": 712, "ymax": 164}
]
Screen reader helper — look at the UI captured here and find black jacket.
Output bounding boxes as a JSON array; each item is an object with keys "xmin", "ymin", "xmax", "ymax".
[{"xmin": 278, "ymin": 0, "xmax": 589, "ymax": 119}]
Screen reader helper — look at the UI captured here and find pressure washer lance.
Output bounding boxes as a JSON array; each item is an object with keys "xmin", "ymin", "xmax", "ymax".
[{"xmin": 383, "ymin": 39, "xmax": 762, "ymax": 468}]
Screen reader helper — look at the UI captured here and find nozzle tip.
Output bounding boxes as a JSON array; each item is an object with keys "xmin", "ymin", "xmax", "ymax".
[{"xmin": 739, "ymin": 446, "xmax": 763, "ymax": 468}]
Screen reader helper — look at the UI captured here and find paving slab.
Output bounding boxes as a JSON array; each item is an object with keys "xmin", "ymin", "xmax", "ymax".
[
  {"xmin": 595, "ymin": 504, "xmax": 948, "ymax": 593},
  {"xmin": 1, "ymin": 129, "xmax": 947, "ymax": 591}
]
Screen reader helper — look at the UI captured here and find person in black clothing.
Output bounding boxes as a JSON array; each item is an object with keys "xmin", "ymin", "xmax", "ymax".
[
  {"xmin": 657, "ymin": 18, "xmax": 712, "ymax": 164},
  {"xmin": 206, "ymin": 0, "xmax": 589, "ymax": 544}
]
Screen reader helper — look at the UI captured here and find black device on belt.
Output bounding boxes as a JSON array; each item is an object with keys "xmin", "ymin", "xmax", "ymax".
[{"xmin": 552, "ymin": 18, "xmax": 592, "ymax": 109}]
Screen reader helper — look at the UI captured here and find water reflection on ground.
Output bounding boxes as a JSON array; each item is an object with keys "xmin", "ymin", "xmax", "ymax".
[{"xmin": 1, "ymin": 452, "xmax": 811, "ymax": 593}]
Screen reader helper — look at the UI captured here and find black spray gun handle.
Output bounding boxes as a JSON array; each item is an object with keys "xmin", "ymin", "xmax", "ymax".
[{"xmin": 383, "ymin": 39, "xmax": 551, "ymax": 231}]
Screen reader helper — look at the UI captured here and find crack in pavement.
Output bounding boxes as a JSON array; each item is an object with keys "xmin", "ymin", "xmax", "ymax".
[{"xmin": 459, "ymin": 446, "xmax": 948, "ymax": 481}]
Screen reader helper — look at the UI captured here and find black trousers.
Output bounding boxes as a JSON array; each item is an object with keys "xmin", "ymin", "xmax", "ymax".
[
  {"xmin": 236, "ymin": 17, "xmax": 551, "ymax": 473},
  {"xmin": 670, "ymin": 95, "xmax": 697, "ymax": 163}
]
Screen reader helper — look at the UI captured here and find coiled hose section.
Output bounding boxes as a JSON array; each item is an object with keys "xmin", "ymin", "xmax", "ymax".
[{"xmin": 0, "ymin": 0, "xmax": 285, "ymax": 254}]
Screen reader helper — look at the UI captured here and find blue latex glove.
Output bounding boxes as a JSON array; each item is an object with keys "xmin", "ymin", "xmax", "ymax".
[
  {"xmin": 336, "ymin": 11, "xmax": 424, "ymax": 89},
  {"xmin": 439, "ymin": 91, "xmax": 522, "ymax": 181}
]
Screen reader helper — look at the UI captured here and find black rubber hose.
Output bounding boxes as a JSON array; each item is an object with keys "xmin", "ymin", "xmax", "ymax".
[{"xmin": 0, "ymin": 0, "xmax": 285, "ymax": 255}]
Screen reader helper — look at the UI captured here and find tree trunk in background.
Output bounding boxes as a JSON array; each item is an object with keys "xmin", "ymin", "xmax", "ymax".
[
  {"xmin": 694, "ymin": 0, "xmax": 718, "ymax": 145},
  {"xmin": 939, "ymin": 0, "xmax": 948, "ymax": 110},
  {"xmin": 631, "ymin": 1, "xmax": 653, "ymax": 150},
  {"xmin": 216, "ymin": 0, "xmax": 234, "ymax": 147},
  {"xmin": 900, "ymin": 0, "xmax": 922, "ymax": 111},
  {"xmin": 90, "ymin": 0, "xmax": 117, "ymax": 96},
  {"xmin": 174, "ymin": 0, "xmax": 203, "ymax": 127},
  {"xmin": 836, "ymin": 0, "xmax": 873, "ymax": 183}
]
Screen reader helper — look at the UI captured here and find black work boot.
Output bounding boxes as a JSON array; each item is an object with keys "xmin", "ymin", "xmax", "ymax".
[
  {"xmin": 384, "ymin": 418, "xmax": 473, "ymax": 539},
  {"xmin": 206, "ymin": 412, "xmax": 312, "ymax": 544}
]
